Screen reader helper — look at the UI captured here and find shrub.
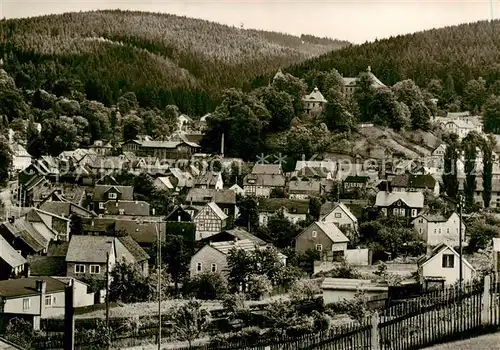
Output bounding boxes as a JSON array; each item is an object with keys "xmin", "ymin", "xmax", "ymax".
[
  {"xmin": 222, "ymin": 293, "xmax": 250, "ymax": 320},
  {"xmin": 185, "ymin": 272, "xmax": 228, "ymax": 300},
  {"xmin": 289, "ymin": 279, "xmax": 321, "ymax": 303},
  {"xmin": 246, "ymin": 274, "xmax": 272, "ymax": 300}
]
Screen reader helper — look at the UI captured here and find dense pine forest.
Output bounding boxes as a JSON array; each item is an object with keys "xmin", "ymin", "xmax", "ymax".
[
  {"xmin": 0, "ymin": 10, "xmax": 348, "ymax": 115},
  {"xmin": 253, "ymin": 20, "xmax": 500, "ymax": 103}
]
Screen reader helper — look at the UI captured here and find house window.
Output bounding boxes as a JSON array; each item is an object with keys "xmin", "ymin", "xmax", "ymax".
[
  {"xmin": 119, "ymin": 209, "xmax": 125, "ymax": 215},
  {"xmin": 108, "ymin": 192, "xmax": 117, "ymax": 199},
  {"xmin": 312, "ymin": 230, "xmax": 317, "ymax": 238},
  {"xmin": 197, "ymin": 262, "xmax": 202, "ymax": 272},
  {"xmin": 442, "ymin": 254, "xmax": 455, "ymax": 268},
  {"xmin": 315, "ymin": 244, "xmax": 323, "ymax": 251},
  {"xmin": 99, "ymin": 202, "xmax": 104, "ymax": 209},
  {"xmin": 334, "ymin": 213, "xmax": 342, "ymax": 218},
  {"xmin": 393, "ymin": 208, "xmax": 399, "ymax": 215},
  {"xmin": 223, "ymin": 208, "xmax": 229, "ymax": 215},
  {"xmin": 23, "ymin": 298, "xmax": 30, "ymax": 310},
  {"xmin": 90, "ymin": 265, "xmax": 101, "ymax": 274},
  {"xmin": 211, "ymin": 263, "xmax": 217, "ymax": 273},
  {"xmin": 45, "ymin": 295, "xmax": 52, "ymax": 307},
  {"xmin": 411, "ymin": 209, "xmax": 417, "ymax": 218},
  {"xmin": 74, "ymin": 264, "xmax": 85, "ymax": 274}
]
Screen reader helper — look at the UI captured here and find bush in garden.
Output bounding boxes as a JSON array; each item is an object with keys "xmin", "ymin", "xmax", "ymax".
[
  {"xmin": 185, "ymin": 272, "xmax": 228, "ymax": 300},
  {"xmin": 289, "ymin": 279, "xmax": 321, "ymax": 303},
  {"xmin": 246, "ymin": 274, "xmax": 272, "ymax": 300},
  {"xmin": 222, "ymin": 293, "xmax": 250, "ymax": 320}
]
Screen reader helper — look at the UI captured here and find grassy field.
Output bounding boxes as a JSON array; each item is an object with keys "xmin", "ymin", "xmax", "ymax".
[{"xmin": 423, "ymin": 333, "xmax": 500, "ymax": 349}]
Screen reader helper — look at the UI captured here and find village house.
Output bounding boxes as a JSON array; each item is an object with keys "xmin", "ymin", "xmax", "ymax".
[
  {"xmin": 320, "ymin": 202, "xmax": 358, "ymax": 232},
  {"xmin": 185, "ymin": 188, "xmax": 237, "ymax": 217},
  {"xmin": 418, "ymin": 243, "xmax": 475, "ymax": 290},
  {"xmin": 258, "ymin": 198, "xmax": 309, "ymax": 225},
  {"xmin": 0, "ymin": 218, "xmax": 49, "ymax": 257},
  {"xmin": 0, "ymin": 235, "xmax": 27, "ymax": 280},
  {"xmin": 412, "ymin": 212, "xmax": 466, "ymax": 248},
  {"xmin": 303, "ymin": 87, "xmax": 327, "ymax": 115},
  {"xmin": 24, "ymin": 208, "xmax": 71, "ymax": 242},
  {"xmin": 375, "ymin": 191, "xmax": 424, "ymax": 219},
  {"xmin": 39, "ymin": 201, "xmax": 95, "ymax": 219},
  {"xmin": 88, "ymin": 140, "xmax": 113, "ymax": 156},
  {"xmin": 343, "ymin": 175, "xmax": 370, "ymax": 192},
  {"xmin": 169, "ymin": 168, "xmax": 195, "ymax": 190},
  {"xmin": 164, "ymin": 206, "xmax": 192, "ymax": 222},
  {"xmin": 288, "ymin": 179, "xmax": 321, "ymax": 199},
  {"xmin": 430, "ymin": 143, "xmax": 446, "ymax": 169},
  {"xmin": 295, "ymin": 160, "xmax": 336, "ymax": 174},
  {"xmin": 321, "ymin": 278, "xmax": 388, "ymax": 305},
  {"xmin": 10, "ymin": 143, "xmax": 32, "ymax": 173},
  {"xmin": 342, "ymin": 66, "xmax": 386, "ymax": 98},
  {"xmin": 88, "ymin": 155, "xmax": 129, "ymax": 176},
  {"xmin": 198, "ymin": 228, "xmax": 266, "ymax": 246},
  {"xmin": 129, "ymin": 157, "xmax": 166, "ymax": 175},
  {"xmin": 391, "ymin": 173, "xmax": 439, "ymax": 195},
  {"xmin": 189, "ymin": 239, "xmax": 286, "ymax": 277},
  {"xmin": 0, "ymin": 277, "xmax": 95, "ymax": 330},
  {"xmin": 65, "ymin": 235, "xmax": 149, "ymax": 280},
  {"xmin": 295, "ymin": 221, "xmax": 349, "ymax": 258},
  {"xmin": 194, "ymin": 171, "xmax": 224, "ymax": 190},
  {"xmin": 58, "ymin": 148, "xmax": 97, "ymax": 167},
  {"xmin": 191, "ymin": 202, "xmax": 228, "ymax": 241},
  {"xmin": 243, "ymin": 162, "xmax": 285, "ymax": 198},
  {"xmin": 228, "ymin": 184, "xmax": 245, "ymax": 196},
  {"xmin": 112, "ymin": 220, "xmax": 167, "ymax": 248},
  {"xmin": 153, "ymin": 176, "xmax": 175, "ymax": 192},
  {"xmin": 88, "ymin": 185, "xmax": 134, "ymax": 215},
  {"xmin": 121, "ymin": 139, "xmax": 200, "ymax": 159},
  {"xmin": 442, "ymin": 120, "xmax": 480, "ymax": 140}
]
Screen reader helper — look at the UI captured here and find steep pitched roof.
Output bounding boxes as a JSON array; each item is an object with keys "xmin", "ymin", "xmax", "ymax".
[
  {"xmin": 0, "ymin": 235, "xmax": 26, "ymax": 268},
  {"xmin": 39, "ymin": 201, "xmax": 94, "ymax": 218},
  {"xmin": 92, "ymin": 185, "xmax": 134, "ymax": 201},
  {"xmin": 194, "ymin": 172, "xmax": 221, "ymax": 187},
  {"xmin": 302, "ymin": 87, "xmax": 327, "ymax": 103},
  {"xmin": 116, "ymin": 235, "xmax": 150, "ymax": 263},
  {"xmin": 251, "ymin": 164, "xmax": 281, "ymax": 175},
  {"xmin": 313, "ymin": 221, "xmax": 349, "ymax": 243},
  {"xmin": 2, "ymin": 218, "xmax": 48, "ymax": 253},
  {"xmin": 375, "ymin": 192, "xmax": 424, "ymax": 208},
  {"xmin": 418, "ymin": 243, "xmax": 475, "ymax": 271},
  {"xmin": 66, "ymin": 235, "xmax": 114, "ymax": 263},
  {"xmin": 321, "ymin": 203, "xmax": 357, "ymax": 223},
  {"xmin": 206, "ymin": 202, "xmax": 228, "ymax": 220},
  {"xmin": 0, "ymin": 276, "xmax": 66, "ymax": 298}
]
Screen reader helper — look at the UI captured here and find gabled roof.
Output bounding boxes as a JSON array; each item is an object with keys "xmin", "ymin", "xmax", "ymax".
[
  {"xmin": 0, "ymin": 276, "xmax": 66, "ymax": 298},
  {"xmin": 2, "ymin": 218, "xmax": 48, "ymax": 253},
  {"xmin": 391, "ymin": 174, "xmax": 436, "ymax": 189},
  {"xmin": 375, "ymin": 191, "xmax": 424, "ymax": 209},
  {"xmin": 186, "ymin": 188, "xmax": 236, "ymax": 205},
  {"xmin": 302, "ymin": 87, "xmax": 327, "ymax": 103},
  {"xmin": 296, "ymin": 167, "xmax": 330, "ymax": 179},
  {"xmin": 39, "ymin": 201, "xmax": 94, "ymax": 218},
  {"xmin": 344, "ymin": 175, "xmax": 370, "ymax": 183},
  {"xmin": 321, "ymin": 202, "xmax": 358, "ymax": 223},
  {"xmin": 418, "ymin": 243, "xmax": 475, "ymax": 271},
  {"xmin": 92, "ymin": 185, "xmax": 134, "ymax": 201},
  {"xmin": 207, "ymin": 228, "xmax": 266, "ymax": 246},
  {"xmin": 258, "ymin": 198, "xmax": 309, "ymax": 214},
  {"xmin": 116, "ymin": 235, "xmax": 150, "ymax": 262},
  {"xmin": 195, "ymin": 171, "xmax": 222, "ymax": 187},
  {"xmin": 0, "ymin": 235, "xmax": 26, "ymax": 268},
  {"xmin": 204, "ymin": 202, "xmax": 228, "ymax": 220},
  {"xmin": 311, "ymin": 221, "xmax": 349, "ymax": 243},
  {"xmin": 114, "ymin": 220, "xmax": 166, "ymax": 245},
  {"xmin": 66, "ymin": 235, "xmax": 114, "ymax": 263},
  {"xmin": 155, "ymin": 177, "xmax": 174, "ymax": 189}
]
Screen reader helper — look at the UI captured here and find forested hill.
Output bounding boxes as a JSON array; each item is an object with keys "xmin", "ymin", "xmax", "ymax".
[
  {"xmin": 253, "ymin": 20, "xmax": 500, "ymax": 96},
  {"xmin": 0, "ymin": 10, "xmax": 349, "ymax": 115}
]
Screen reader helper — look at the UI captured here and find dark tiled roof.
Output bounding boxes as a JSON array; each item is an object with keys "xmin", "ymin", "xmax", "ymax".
[
  {"xmin": 82, "ymin": 218, "xmax": 116, "ymax": 233},
  {"xmin": 2, "ymin": 219, "xmax": 48, "ymax": 253},
  {"xmin": 258, "ymin": 198, "xmax": 309, "ymax": 214},
  {"xmin": 0, "ymin": 276, "xmax": 66, "ymax": 298},
  {"xmin": 103, "ymin": 200, "xmax": 150, "ymax": 216},
  {"xmin": 288, "ymin": 180, "xmax": 321, "ymax": 194},
  {"xmin": 344, "ymin": 176, "xmax": 370, "ymax": 183},
  {"xmin": 115, "ymin": 220, "xmax": 166, "ymax": 245},
  {"xmin": 392, "ymin": 174, "xmax": 436, "ymax": 189},
  {"xmin": 66, "ymin": 235, "xmax": 114, "ymax": 263},
  {"xmin": 186, "ymin": 188, "xmax": 236, "ymax": 205},
  {"xmin": 117, "ymin": 236, "xmax": 150, "ymax": 262},
  {"xmin": 28, "ymin": 256, "xmax": 66, "ymax": 276},
  {"xmin": 251, "ymin": 164, "xmax": 281, "ymax": 175},
  {"xmin": 92, "ymin": 185, "xmax": 134, "ymax": 201},
  {"xmin": 244, "ymin": 173, "xmax": 286, "ymax": 187},
  {"xmin": 194, "ymin": 172, "xmax": 221, "ymax": 186},
  {"xmin": 0, "ymin": 235, "xmax": 26, "ymax": 267}
]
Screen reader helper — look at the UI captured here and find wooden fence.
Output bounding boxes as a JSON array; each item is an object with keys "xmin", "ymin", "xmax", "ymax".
[{"xmin": 28, "ymin": 274, "xmax": 500, "ymax": 350}]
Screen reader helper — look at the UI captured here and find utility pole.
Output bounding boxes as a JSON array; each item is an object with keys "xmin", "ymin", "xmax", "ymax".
[
  {"xmin": 105, "ymin": 252, "xmax": 110, "ymax": 328},
  {"xmin": 458, "ymin": 194, "xmax": 464, "ymax": 293},
  {"xmin": 64, "ymin": 284, "xmax": 75, "ymax": 350},
  {"xmin": 156, "ymin": 222, "xmax": 162, "ymax": 350}
]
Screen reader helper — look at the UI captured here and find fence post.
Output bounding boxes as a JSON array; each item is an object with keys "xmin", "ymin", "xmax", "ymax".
[
  {"xmin": 481, "ymin": 275, "xmax": 491, "ymax": 325},
  {"xmin": 371, "ymin": 312, "xmax": 379, "ymax": 350}
]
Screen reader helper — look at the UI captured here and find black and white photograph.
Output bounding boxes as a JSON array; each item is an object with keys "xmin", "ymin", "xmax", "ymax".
[{"xmin": 0, "ymin": 1, "xmax": 500, "ymax": 349}]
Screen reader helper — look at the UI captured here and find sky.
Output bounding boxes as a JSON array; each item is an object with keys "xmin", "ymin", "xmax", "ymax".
[{"xmin": 0, "ymin": 0, "xmax": 498, "ymax": 44}]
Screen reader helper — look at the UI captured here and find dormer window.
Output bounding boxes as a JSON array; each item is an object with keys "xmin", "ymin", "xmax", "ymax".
[{"xmin": 108, "ymin": 192, "xmax": 117, "ymax": 199}]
